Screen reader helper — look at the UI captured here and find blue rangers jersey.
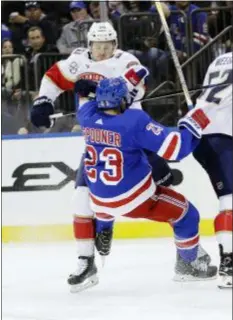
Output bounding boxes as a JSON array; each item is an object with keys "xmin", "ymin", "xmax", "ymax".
[{"xmin": 78, "ymin": 100, "xmax": 202, "ymax": 216}]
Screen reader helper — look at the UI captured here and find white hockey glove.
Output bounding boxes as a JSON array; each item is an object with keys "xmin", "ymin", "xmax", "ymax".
[{"xmin": 178, "ymin": 108, "xmax": 210, "ymax": 139}]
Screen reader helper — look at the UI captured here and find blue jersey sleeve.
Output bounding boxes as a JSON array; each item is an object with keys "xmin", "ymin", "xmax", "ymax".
[
  {"xmin": 77, "ymin": 100, "xmax": 98, "ymax": 126},
  {"xmin": 134, "ymin": 111, "xmax": 199, "ymax": 161}
]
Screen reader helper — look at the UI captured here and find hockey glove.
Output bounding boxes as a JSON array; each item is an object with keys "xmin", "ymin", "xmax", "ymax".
[
  {"xmin": 178, "ymin": 108, "xmax": 210, "ymax": 139},
  {"xmin": 123, "ymin": 65, "xmax": 149, "ymax": 104},
  {"xmin": 31, "ymin": 96, "xmax": 54, "ymax": 128},
  {"xmin": 74, "ymin": 79, "xmax": 97, "ymax": 98}
]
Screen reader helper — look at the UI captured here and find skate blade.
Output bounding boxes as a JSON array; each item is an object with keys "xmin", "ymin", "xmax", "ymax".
[
  {"xmin": 69, "ymin": 275, "xmax": 99, "ymax": 293},
  {"xmin": 218, "ymin": 276, "xmax": 232, "ymax": 289},
  {"xmin": 173, "ymin": 273, "xmax": 217, "ymax": 282}
]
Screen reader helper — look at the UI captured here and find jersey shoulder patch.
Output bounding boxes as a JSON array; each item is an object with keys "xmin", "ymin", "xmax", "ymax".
[{"xmin": 146, "ymin": 122, "xmax": 164, "ymax": 136}]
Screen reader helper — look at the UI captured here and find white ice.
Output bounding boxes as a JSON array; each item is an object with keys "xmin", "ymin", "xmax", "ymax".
[{"xmin": 2, "ymin": 237, "xmax": 232, "ymax": 320}]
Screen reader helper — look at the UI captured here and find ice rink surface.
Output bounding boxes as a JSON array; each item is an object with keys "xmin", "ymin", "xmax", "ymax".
[{"xmin": 2, "ymin": 237, "xmax": 232, "ymax": 320}]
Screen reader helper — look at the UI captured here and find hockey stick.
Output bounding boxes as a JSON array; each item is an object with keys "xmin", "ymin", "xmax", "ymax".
[
  {"xmin": 49, "ymin": 82, "xmax": 229, "ymax": 120},
  {"xmin": 155, "ymin": 1, "xmax": 193, "ymax": 109}
]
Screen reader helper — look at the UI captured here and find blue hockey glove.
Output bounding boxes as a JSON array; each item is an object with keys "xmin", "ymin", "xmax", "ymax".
[
  {"xmin": 74, "ymin": 79, "xmax": 97, "ymax": 98},
  {"xmin": 178, "ymin": 108, "xmax": 210, "ymax": 139},
  {"xmin": 30, "ymin": 96, "xmax": 54, "ymax": 128}
]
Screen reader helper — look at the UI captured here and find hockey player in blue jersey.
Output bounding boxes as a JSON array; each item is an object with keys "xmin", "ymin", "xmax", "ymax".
[
  {"xmin": 66, "ymin": 76, "xmax": 218, "ymax": 292},
  {"xmin": 72, "ymin": 75, "xmax": 174, "ymax": 261}
]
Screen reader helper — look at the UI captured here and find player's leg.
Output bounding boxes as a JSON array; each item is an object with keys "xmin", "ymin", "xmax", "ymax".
[
  {"xmin": 68, "ymin": 153, "xmax": 98, "ymax": 292},
  {"xmin": 124, "ymin": 186, "xmax": 217, "ymax": 281},
  {"xmin": 193, "ymin": 135, "xmax": 232, "ymax": 288},
  {"xmin": 95, "ymin": 153, "xmax": 173, "ymax": 260}
]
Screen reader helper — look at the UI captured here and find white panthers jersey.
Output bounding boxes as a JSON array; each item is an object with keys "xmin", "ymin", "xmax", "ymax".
[
  {"xmin": 39, "ymin": 47, "xmax": 143, "ymax": 108},
  {"xmin": 196, "ymin": 52, "xmax": 232, "ymax": 137}
]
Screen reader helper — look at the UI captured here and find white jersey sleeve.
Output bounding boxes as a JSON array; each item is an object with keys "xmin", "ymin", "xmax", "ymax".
[
  {"xmin": 39, "ymin": 48, "xmax": 88, "ymax": 101},
  {"xmin": 196, "ymin": 52, "xmax": 232, "ymax": 136}
]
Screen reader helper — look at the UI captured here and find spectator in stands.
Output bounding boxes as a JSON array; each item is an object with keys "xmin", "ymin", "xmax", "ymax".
[
  {"xmin": 1, "ymin": 23, "xmax": 12, "ymax": 41},
  {"xmin": 208, "ymin": 0, "xmax": 233, "ymax": 54},
  {"xmin": 88, "ymin": 1, "xmax": 117, "ymax": 24},
  {"xmin": 2, "ymin": 39, "xmax": 22, "ymax": 93},
  {"xmin": 8, "ymin": 1, "xmax": 58, "ymax": 49},
  {"xmin": 25, "ymin": 26, "xmax": 58, "ymax": 99},
  {"xmin": 124, "ymin": 1, "xmax": 171, "ymax": 87},
  {"xmin": 108, "ymin": 1, "xmax": 127, "ymax": 18},
  {"xmin": 89, "ymin": 1, "xmax": 106, "ymax": 19},
  {"xmin": 57, "ymin": 1, "xmax": 93, "ymax": 54},
  {"xmin": 1, "ymin": 39, "xmax": 29, "ymax": 134},
  {"xmin": 1, "ymin": 39, "xmax": 24, "ymax": 114},
  {"xmin": 166, "ymin": 1, "xmax": 210, "ymax": 58}
]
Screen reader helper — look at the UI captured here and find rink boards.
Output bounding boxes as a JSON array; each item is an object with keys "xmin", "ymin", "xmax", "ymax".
[{"xmin": 2, "ymin": 133, "xmax": 219, "ymax": 242}]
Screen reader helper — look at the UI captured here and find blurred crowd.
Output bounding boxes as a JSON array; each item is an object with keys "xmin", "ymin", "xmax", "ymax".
[{"xmin": 1, "ymin": 1, "xmax": 233, "ymax": 135}]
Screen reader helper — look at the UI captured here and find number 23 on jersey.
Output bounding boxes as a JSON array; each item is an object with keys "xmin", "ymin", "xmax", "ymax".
[{"xmin": 84, "ymin": 145, "xmax": 124, "ymax": 185}]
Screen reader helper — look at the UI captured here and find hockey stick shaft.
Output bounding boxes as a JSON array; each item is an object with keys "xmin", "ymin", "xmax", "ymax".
[
  {"xmin": 49, "ymin": 82, "xmax": 229, "ymax": 120},
  {"xmin": 155, "ymin": 1, "xmax": 193, "ymax": 109}
]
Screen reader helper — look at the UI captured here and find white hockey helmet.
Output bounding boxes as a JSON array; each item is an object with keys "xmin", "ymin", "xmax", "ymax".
[{"xmin": 87, "ymin": 22, "xmax": 118, "ymax": 49}]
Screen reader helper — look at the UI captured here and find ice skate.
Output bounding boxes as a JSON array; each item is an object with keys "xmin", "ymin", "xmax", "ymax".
[
  {"xmin": 95, "ymin": 228, "xmax": 113, "ymax": 256},
  {"xmin": 68, "ymin": 256, "xmax": 98, "ymax": 293},
  {"xmin": 174, "ymin": 245, "xmax": 217, "ymax": 281},
  {"xmin": 218, "ymin": 245, "xmax": 232, "ymax": 289}
]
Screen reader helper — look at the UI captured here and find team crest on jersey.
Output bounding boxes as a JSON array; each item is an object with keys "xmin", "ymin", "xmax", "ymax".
[
  {"xmin": 78, "ymin": 72, "xmax": 106, "ymax": 82},
  {"xmin": 146, "ymin": 122, "xmax": 163, "ymax": 135}
]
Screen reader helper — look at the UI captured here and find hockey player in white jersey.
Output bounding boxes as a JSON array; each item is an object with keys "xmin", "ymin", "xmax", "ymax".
[
  {"xmin": 193, "ymin": 52, "xmax": 233, "ymax": 288},
  {"xmin": 32, "ymin": 21, "xmax": 146, "ymax": 111}
]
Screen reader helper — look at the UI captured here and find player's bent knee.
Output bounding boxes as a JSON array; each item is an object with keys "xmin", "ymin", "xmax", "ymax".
[{"xmin": 152, "ymin": 186, "xmax": 188, "ymax": 223}]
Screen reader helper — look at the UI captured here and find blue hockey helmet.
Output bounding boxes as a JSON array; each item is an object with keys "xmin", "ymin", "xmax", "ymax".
[{"xmin": 96, "ymin": 77, "xmax": 129, "ymax": 110}]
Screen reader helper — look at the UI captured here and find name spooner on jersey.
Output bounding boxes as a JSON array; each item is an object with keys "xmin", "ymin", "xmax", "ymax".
[{"xmin": 83, "ymin": 127, "xmax": 121, "ymax": 147}]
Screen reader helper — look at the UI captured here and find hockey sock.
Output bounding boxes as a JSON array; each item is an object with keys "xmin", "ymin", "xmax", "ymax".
[
  {"xmin": 95, "ymin": 213, "xmax": 115, "ymax": 233},
  {"xmin": 172, "ymin": 201, "xmax": 200, "ymax": 262},
  {"xmin": 214, "ymin": 210, "xmax": 232, "ymax": 253},
  {"xmin": 73, "ymin": 215, "xmax": 95, "ymax": 257}
]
